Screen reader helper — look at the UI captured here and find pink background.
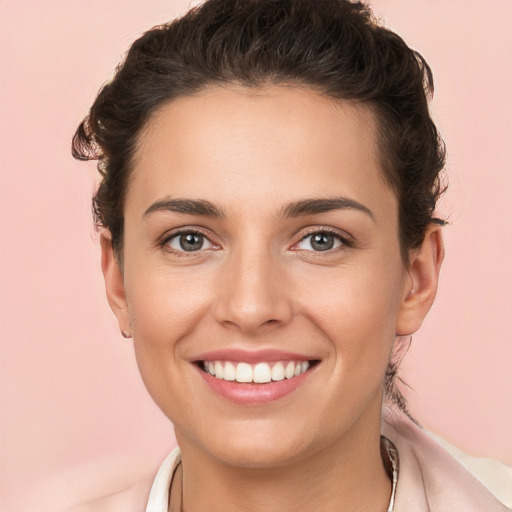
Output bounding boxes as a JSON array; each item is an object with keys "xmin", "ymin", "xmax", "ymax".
[{"xmin": 1, "ymin": 1, "xmax": 511, "ymax": 510}]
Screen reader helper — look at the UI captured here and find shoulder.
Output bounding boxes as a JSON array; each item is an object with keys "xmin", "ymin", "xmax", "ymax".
[
  {"xmin": 425, "ymin": 430, "xmax": 512, "ymax": 509},
  {"xmin": 382, "ymin": 406, "xmax": 512, "ymax": 511},
  {"xmin": 65, "ymin": 475, "xmax": 155, "ymax": 512},
  {"xmin": 30, "ymin": 454, "xmax": 161, "ymax": 512}
]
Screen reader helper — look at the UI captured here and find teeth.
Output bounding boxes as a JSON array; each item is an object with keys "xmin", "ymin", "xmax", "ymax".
[
  {"xmin": 284, "ymin": 361, "xmax": 295, "ymax": 379},
  {"xmin": 253, "ymin": 362, "xmax": 272, "ymax": 383},
  {"xmin": 223, "ymin": 361, "xmax": 236, "ymax": 381},
  {"xmin": 235, "ymin": 362, "xmax": 253, "ymax": 383},
  {"xmin": 271, "ymin": 362, "xmax": 285, "ymax": 381},
  {"xmin": 214, "ymin": 361, "xmax": 224, "ymax": 379},
  {"xmin": 202, "ymin": 360, "xmax": 312, "ymax": 383}
]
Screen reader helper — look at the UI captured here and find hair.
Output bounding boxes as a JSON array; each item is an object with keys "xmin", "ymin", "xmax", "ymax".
[{"xmin": 72, "ymin": 0, "xmax": 446, "ymax": 413}]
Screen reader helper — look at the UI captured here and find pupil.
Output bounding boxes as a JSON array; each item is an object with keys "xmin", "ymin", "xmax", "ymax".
[
  {"xmin": 311, "ymin": 233, "xmax": 334, "ymax": 251},
  {"xmin": 180, "ymin": 233, "xmax": 203, "ymax": 251}
]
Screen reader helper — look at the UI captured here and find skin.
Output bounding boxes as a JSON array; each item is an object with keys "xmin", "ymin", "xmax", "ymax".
[{"xmin": 101, "ymin": 85, "xmax": 444, "ymax": 511}]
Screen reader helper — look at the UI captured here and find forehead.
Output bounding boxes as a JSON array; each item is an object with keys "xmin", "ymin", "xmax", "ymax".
[{"xmin": 129, "ymin": 85, "xmax": 395, "ymax": 220}]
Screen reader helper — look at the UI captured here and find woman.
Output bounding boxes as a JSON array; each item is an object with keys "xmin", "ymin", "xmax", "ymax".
[{"xmin": 72, "ymin": 0, "xmax": 510, "ymax": 510}]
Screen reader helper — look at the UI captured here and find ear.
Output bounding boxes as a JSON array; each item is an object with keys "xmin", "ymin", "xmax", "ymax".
[
  {"xmin": 395, "ymin": 223, "xmax": 445, "ymax": 336},
  {"xmin": 100, "ymin": 232, "xmax": 130, "ymax": 334}
]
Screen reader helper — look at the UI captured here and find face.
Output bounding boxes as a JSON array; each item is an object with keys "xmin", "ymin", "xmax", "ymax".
[{"xmin": 103, "ymin": 86, "xmax": 438, "ymax": 468}]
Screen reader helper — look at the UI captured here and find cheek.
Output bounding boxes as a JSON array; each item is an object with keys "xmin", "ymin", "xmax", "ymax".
[
  {"xmin": 298, "ymin": 262, "xmax": 403, "ymax": 380},
  {"xmin": 123, "ymin": 264, "xmax": 215, "ymax": 397},
  {"xmin": 126, "ymin": 263, "xmax": 212, "ymax": 339},
  {"xmin": 124, "ymin": 267, "xmax": 215, "ymax": 421}
]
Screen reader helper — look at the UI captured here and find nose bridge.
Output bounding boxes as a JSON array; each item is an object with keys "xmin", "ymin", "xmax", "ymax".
[{"xmin": 215, "ymin": 237, "xmax": 292, "ymax": 334}]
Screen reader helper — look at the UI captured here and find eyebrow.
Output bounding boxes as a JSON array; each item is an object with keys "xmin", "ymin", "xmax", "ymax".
[
  {"xmin": 143, "ymin": 196, "xmax": 374, "ymax": 222},
  {"xmin": 143, "ymin": 198, "xmax": 225, "ymax": 219},
  {"xmin": 278, "ymin": 197, "xmax": 374, "ymax": 221}
]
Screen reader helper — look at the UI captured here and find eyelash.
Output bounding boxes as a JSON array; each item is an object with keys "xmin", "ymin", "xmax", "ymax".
[
  {"xmin": 292, "ymin": 227, "xmax": 353, "ymax": 253},
  {"xmin": 160, "ymin": 228, "xmax": 216, "ymax": 257},
  {"xmin": 160, "ymin": 226, "xmax": 352, "ymax": 256}
]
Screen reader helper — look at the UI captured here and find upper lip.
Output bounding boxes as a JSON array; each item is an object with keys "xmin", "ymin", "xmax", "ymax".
[{"xmin": 192, "ymin": 348, "xmax": 317, "ymax": 364}]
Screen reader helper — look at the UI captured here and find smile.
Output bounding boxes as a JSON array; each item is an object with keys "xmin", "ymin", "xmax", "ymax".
[
  {"xmin": 201, "ymin": 360, "xmax": 312, "ymax": 383},
  {"xmin": 194, "ymin": 352, "xmax": 320, "ymax": 404}
]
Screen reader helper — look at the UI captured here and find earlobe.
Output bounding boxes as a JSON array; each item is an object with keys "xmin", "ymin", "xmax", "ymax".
[
  {"xmin": 396, "ymin": 224, "xmax": 445, "ymax": 336},
  {"xmin": 100, "ymin": 232, "xmax": 131, "ymax": 334}
]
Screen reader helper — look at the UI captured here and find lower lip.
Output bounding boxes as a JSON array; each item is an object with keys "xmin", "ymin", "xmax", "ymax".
[{"xmin": 196, "ymin": 365, "xmax": 317, "ymax": 404}]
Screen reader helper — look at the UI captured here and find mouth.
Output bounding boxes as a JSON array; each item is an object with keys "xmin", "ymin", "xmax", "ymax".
[
  {"xmin": 192, "ymin": 352, "xmax": 320, "ymax": 404},
  {"xmin": 196, "ymin": 359, "xmax": 319, "ymax": 383}
]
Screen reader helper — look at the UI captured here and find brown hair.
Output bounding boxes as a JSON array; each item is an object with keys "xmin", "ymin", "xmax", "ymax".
[{"xmin": 72, "ymin": 0, "xmax": 446, "ymax": 412}]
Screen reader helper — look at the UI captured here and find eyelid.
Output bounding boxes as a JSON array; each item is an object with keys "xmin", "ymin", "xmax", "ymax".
[
  {"xmin": 159, "ymin": 227, "xmax": 220, "ymax": 253},
  {"xmin": 158, "ymin": 225, "xmax": 352, "ymax": 254},
  {"xmin": 290, "ymin": 226, "xmax": 354, "ymax": 251}
]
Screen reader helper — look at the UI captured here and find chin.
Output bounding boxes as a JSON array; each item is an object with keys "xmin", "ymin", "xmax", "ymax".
[
  {"xmin": 180, "ymin": 416, "xmax": 327, "ymax": 470},
  {"xmin": 209, "ymin": 439, "xmax": 309, "ymax": 469}
]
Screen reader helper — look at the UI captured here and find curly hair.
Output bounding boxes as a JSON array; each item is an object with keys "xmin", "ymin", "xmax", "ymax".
[{"xmin": 72, "ymin": 0, "xmax": 446, "ymax": 412}]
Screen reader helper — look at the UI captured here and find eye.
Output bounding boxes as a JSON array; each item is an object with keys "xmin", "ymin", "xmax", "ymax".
[
  {"xmin": 166, "ymin": 231, "xmax": 215, "ymax": 252},
  {"xmin": 295, "ymin": 231, "xmax": 346, "ymax": 252}
]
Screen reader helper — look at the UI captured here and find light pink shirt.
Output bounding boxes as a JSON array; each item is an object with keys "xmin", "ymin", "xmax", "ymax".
[{"xmin": 381, "ymin": 407, "xmax": 511, "ymax": 511}]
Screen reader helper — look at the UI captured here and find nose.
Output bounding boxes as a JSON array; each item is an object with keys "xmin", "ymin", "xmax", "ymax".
[{"xmin": 214, "ymin": 246, "xmax": 293, "ymax": 336}]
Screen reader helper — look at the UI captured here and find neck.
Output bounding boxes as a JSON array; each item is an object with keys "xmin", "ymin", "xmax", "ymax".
[{"xmin": 174, "ymin": 415, "xmax": 391, "ymax": 512}]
